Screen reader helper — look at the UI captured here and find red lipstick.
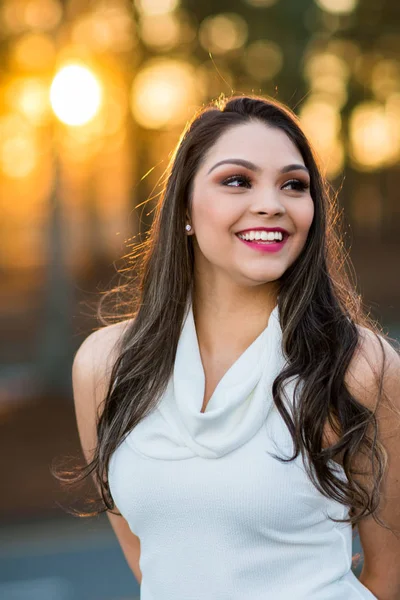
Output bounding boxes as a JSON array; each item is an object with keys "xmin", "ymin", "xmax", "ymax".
[{"xmin": 235, "ymin": 227, "xmax": 290, "ymax": 254}]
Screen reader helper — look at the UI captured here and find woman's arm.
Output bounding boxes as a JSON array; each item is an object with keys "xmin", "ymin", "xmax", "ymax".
[
  {"xmin": 346, "ymin": 327, "xmax": 400, "ymax": 599},
  {"xmin": 72, "ymin": 324, "xmax": 142, "ymax": 586}
]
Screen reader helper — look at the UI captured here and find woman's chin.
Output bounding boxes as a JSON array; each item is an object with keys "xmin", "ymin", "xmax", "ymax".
[{"xmin": 233, "ymin": 267, "xmax": 284, "ymax": 286}]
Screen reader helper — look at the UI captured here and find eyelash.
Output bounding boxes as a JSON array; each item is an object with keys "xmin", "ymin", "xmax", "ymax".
[{"xmin": 221, "ymin": 174, "xmax": 310, "ymax": 192}]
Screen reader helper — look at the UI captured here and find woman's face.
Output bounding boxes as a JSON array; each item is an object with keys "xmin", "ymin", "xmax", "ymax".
[{"xmin": 188, "ymin": 120, "xmax": 315, "ymax": 288}]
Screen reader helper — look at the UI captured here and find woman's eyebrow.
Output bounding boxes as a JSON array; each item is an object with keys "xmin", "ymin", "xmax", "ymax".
[{"xmin": 207, "ymin": 158, "xmax": 310, "ymax": 175}]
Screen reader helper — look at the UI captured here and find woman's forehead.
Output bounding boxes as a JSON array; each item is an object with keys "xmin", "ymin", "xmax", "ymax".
[{"xmin": 199, "ymin": 126, "xmax": 305, "ymax": 175}]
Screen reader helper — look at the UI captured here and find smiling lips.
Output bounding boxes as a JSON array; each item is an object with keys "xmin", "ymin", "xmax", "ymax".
[
  {"xmin": 237, "ymin": 230, "xmax": 284, "ymax": 242},
  {"xmin": 236, "ymin": 226, "xmax": 289, "ymax": 237},
  {"xmin": 235, "ymin": 229, "xmax": 289, "ymax": 253}
]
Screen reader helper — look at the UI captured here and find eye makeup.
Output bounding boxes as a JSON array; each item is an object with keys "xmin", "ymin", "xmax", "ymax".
[{"xmin": 220, "ymin": 173, "xmax": 310, "ymax": 192}]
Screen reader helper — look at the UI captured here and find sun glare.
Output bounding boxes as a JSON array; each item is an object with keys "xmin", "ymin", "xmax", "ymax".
[{"xmin": 50, "ymin": 64, "xmax": 102, "ymax": 126}]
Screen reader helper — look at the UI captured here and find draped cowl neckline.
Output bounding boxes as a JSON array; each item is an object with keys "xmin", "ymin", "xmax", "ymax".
[{"xmin": 124, "ymin": 300, "xmax": 289, "ymax": 460}]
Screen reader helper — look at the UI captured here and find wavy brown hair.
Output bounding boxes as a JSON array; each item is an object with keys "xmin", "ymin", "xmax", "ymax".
[{"xmin": 56, "ymin": 94, "xmax": 400, "ymax": 545}]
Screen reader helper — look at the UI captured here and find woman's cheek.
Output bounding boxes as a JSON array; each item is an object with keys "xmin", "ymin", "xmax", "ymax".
[
  {"xmin": 199, "ymin": 205, "xmax": 234, "ymax": 240},
  {"xmin": 293, "ymin": 203, "xmax": 314, "ymax": 238},
  {"xmin": 297, "ymin": 218, "xmax": 312, "ymax": 246}
]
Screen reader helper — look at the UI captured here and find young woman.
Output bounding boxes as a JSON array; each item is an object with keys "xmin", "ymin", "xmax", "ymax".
[{"xmin": 71, "ymin": 95, "xmax": 400, "ymax": 599}]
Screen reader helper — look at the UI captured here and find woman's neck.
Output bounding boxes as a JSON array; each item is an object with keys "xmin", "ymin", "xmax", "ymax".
[{"xmin": 191, "ymin": 285, "xmax": 279, "ymax": 360}]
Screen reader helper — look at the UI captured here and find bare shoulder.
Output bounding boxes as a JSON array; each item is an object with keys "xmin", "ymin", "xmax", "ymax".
[
  {"xmin": 73, "ymin": 318, "xmax": 133, "ymax": 371},
  {"xmin": 72, "ymin": 319, "xmax": 133, "ymax": 411},
  {"xmin": 324, "ymin": 325, "xmax": 400, "ymax": 453},
  {"xmin": 345, "ymin": 324, "xmax": 400, "ymax": 414},
  {"xmin": 72, "ymin": 318, "xmax": 134, "ymax": 468}
]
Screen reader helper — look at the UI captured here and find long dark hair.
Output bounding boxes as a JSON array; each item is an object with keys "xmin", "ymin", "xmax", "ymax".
[{"xmin": 58, "ymin": 94, "xmax": 400, "ymax": 540}]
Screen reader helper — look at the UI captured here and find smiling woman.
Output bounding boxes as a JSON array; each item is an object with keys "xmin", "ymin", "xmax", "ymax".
[
  {"xmin": 63, "ymin": 94, "xmax": 400, "ymax": 600},
  {"xmin": 187, "ymin": 121, "xmax": 314, "ymax": 291}
]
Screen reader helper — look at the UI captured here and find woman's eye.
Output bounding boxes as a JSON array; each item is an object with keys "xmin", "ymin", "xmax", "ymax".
[
  {"xmin": 220, "ymin": 175, "xmax": 310, "ymax": 191},
  {"xmin": 282, "ymin": 179, "xmax": 310, "ymax": 192},
  {"xmin": 221, "ymin": 174, "xmax": 252, "ymax": 188}
]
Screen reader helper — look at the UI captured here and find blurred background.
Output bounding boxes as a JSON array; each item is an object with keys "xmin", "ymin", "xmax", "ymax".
[{"xmin": 0, "ymin": 0, "xmax": 399, "ymax": 598}]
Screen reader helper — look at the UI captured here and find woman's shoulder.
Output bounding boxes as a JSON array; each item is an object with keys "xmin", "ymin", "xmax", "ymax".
[
  {"xmin": 323, "ymin": 324, "xmax": 400, "ymax": 457},
  {"xmin": 72, "ymin": 318, "xmax": 134, "ymax": 409},
  {"xmin": 74, "ymin": 318, "xmax": 133, "ymax": 370},
  {"xmin": 345, "ymin": 324, "xmax": 400, "ymax": 414}
]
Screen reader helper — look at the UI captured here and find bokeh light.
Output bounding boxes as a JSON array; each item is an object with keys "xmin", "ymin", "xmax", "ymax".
[
  {"xmin": 50, "ymin": 64, "xmax": 103, "ymax": 126},
  {"xmin": 303, "ymin": 51, "xmax": 349, "ymax": 109},
  {"xmin": 135, "ymin": 0, "xmax": 180, "ymax": 17},
  {"xmin": 1, "ymin": 136, "xmax": 37, "ymax": 179},
  {"xmin": 326, "ymin": 38, "xmax": 361, "ymax": 71},
  {"xmin": 304, "ymin": 51, "xmax": 350, "ymax": 82},
  {"xmin": 314, "ymin": 0, "xmax": 358, "ymax": 15},
  {"xmin": 11, "ymin": 33, "xmax": 56, "ymax": 71},
  {"xmin": 243, "ymin": 40, "xmax": 283, "ymax": 81},
  {"xmin": 371, "ymin": 59, "xmax": 400, "ymax": 102},
  {"xmin": 349, "ymin": 101, "xmax": 400, "ymax": 170},
  {"xmin": 131, "ymin": 59, "xmax": 200, "ymax": 129},
  {"xmin": 199, "ymin": 13, "xmax": 248, "ymax": 55},
  {"xmin": 300, "ymin": 100, "xmax": 341, "ymax": 145},
  {"xmin": 23, "ymin": 0, "xmax": 63, "ymax": 31},
  {"xmin": 299, "ymin": 99, "xmax": 344, "ymax": 178},
  {"xmin": 1, "ymin": 0, "xmax": 28, "ymax": 34},
  {"xmin": 71, "ymin": 7, "xmax": 135, "ymax": 53},
  {"xmin": 0, "ymin": 0, "xmax": 62, "ymax": 34},
  {"xmin": 0, "ymin": 115, "xmax": 38, "ymax": 178},
  {"xmin": 139, "ymin": 13, "xmax": 181, "ymax": 50},
  {"xmin": 6, "ymin": 77, "xmax": 51, "ymax": 126},
  {"xmin": 58, "ymin": 69, "xmax": 129, "ymax": 163}
]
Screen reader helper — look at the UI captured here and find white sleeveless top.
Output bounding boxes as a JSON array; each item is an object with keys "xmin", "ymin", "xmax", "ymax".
[{"xmin": 108, "ymin": 302, "xmax": 377, "ymax": 600}]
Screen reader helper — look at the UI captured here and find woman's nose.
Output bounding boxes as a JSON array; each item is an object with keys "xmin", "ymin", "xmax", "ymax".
[{"xmin": 251, "ymin": 189, "xmax": 286, "ymax": 215}]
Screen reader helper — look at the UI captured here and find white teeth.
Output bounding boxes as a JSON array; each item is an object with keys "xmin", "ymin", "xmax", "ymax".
[{"xmin": 238, "ymin": 230, "xmax": 283, "ymax": 242}]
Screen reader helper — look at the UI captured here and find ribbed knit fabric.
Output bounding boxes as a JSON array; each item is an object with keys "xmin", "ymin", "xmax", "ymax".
[{"xmin": 108, "ymin": 301, "xmax": 377, "ymax": 600}]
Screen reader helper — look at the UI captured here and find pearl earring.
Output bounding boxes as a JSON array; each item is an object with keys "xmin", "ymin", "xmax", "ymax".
[{"xmin": 185, "ymin": 224, "xmax": 192, "ymax": 231}]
